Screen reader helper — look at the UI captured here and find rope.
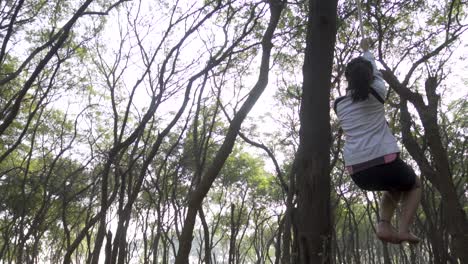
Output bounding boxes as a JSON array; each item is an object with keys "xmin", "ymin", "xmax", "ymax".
[{"xmin": 355, "ymin": 0, "xmax": 365, "ymax": 38}]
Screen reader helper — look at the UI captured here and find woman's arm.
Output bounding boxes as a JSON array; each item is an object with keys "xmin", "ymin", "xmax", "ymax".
[{"xmin": 360, "ymin": 38, "xmax": 387, "ymax": 97}]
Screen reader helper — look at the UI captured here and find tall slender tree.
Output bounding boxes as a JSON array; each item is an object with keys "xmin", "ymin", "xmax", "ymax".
[
  {"xmin": 295, "ymin": 0, "xmax": 338, "ymax": 263},
  {"xmin": 174, "ymin": 1, "xmax": 285, "ymax": 262}
]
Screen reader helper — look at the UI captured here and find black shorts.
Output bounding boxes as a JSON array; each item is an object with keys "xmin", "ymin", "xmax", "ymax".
[{"xmin": 350, "ymin": 157, "xmax": 417, "ymax": 191}]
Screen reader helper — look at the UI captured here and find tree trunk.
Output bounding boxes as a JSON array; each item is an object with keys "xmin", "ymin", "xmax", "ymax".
[
  {"xmin": 104, "ymin": 231, "xmax": 113, "ymax": 264},
  {"xmin": 229, "ymin": 204, "xmax": 237, "ymax": 264},
  {"xmin": 295, "ymin": 0, "xmax": 337, "ymax": 263},
  {"xmin": 281, "ymin": 158, "xmax": 297, "ymax": 264},
  {"xmin": 173, "ymin": 2, "xmax": 285, "ymax": 263},
  {"xmin": 390, "ymin": 77, "xmax": 468, "ymax": 263},
  {"xmin": 199, "ymin": 207, "xmax": 211, "ymax": 264}
]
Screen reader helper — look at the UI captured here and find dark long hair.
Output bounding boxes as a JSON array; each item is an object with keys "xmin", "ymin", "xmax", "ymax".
[{"xmin": 345, "ymin": 57, "xmax": 373, "ymax": 102}]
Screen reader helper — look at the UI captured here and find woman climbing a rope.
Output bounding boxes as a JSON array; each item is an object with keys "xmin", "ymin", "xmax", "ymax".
[{"xmin": 334, "ymin": 38, "xmax": 421, "ymax": 244}]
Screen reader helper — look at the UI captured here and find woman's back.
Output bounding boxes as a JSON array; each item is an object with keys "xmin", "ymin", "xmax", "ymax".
[{"xmin": 335, "ymin": 51, "xmax": 399, "ymax": 166}]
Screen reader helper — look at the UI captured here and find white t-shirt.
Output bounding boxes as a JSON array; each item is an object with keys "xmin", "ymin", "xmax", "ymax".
[{"xmin": 335, "ymin": 51, "xmax": 400, "ymax": 166}]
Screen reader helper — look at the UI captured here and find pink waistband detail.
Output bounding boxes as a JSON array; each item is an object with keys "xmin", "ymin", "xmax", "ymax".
[{"xmin": 346, "ymin": 153, "xmax": 398, "ymax": 174}]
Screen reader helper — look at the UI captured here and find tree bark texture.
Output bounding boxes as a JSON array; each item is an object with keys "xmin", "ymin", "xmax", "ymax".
[
  {"xmin": 383, "ymin": 71, "xmax": 468, "ymax": 264},
  {"xmin": 295, "ymin": 0, "xmax": 338, "ymax": 263}
]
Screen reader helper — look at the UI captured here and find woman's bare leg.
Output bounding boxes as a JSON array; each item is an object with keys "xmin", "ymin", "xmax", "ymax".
[
  {"xmin": 376, "ymin": 191, "xmax": 402, "ymax": 244},
  {"xmin": 398, "ymin": 177, "xmax": 421, "ymax": 243}
]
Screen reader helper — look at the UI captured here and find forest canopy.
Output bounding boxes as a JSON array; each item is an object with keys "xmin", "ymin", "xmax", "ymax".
[{"xmin": 0, "ymin": 0, "xmax": 466, "ymax": 263}]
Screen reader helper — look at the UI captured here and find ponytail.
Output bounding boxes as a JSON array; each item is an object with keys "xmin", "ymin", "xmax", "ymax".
[{"xmin": 345, "ymin": 57, "xmax": 373, "ymax": 102}]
